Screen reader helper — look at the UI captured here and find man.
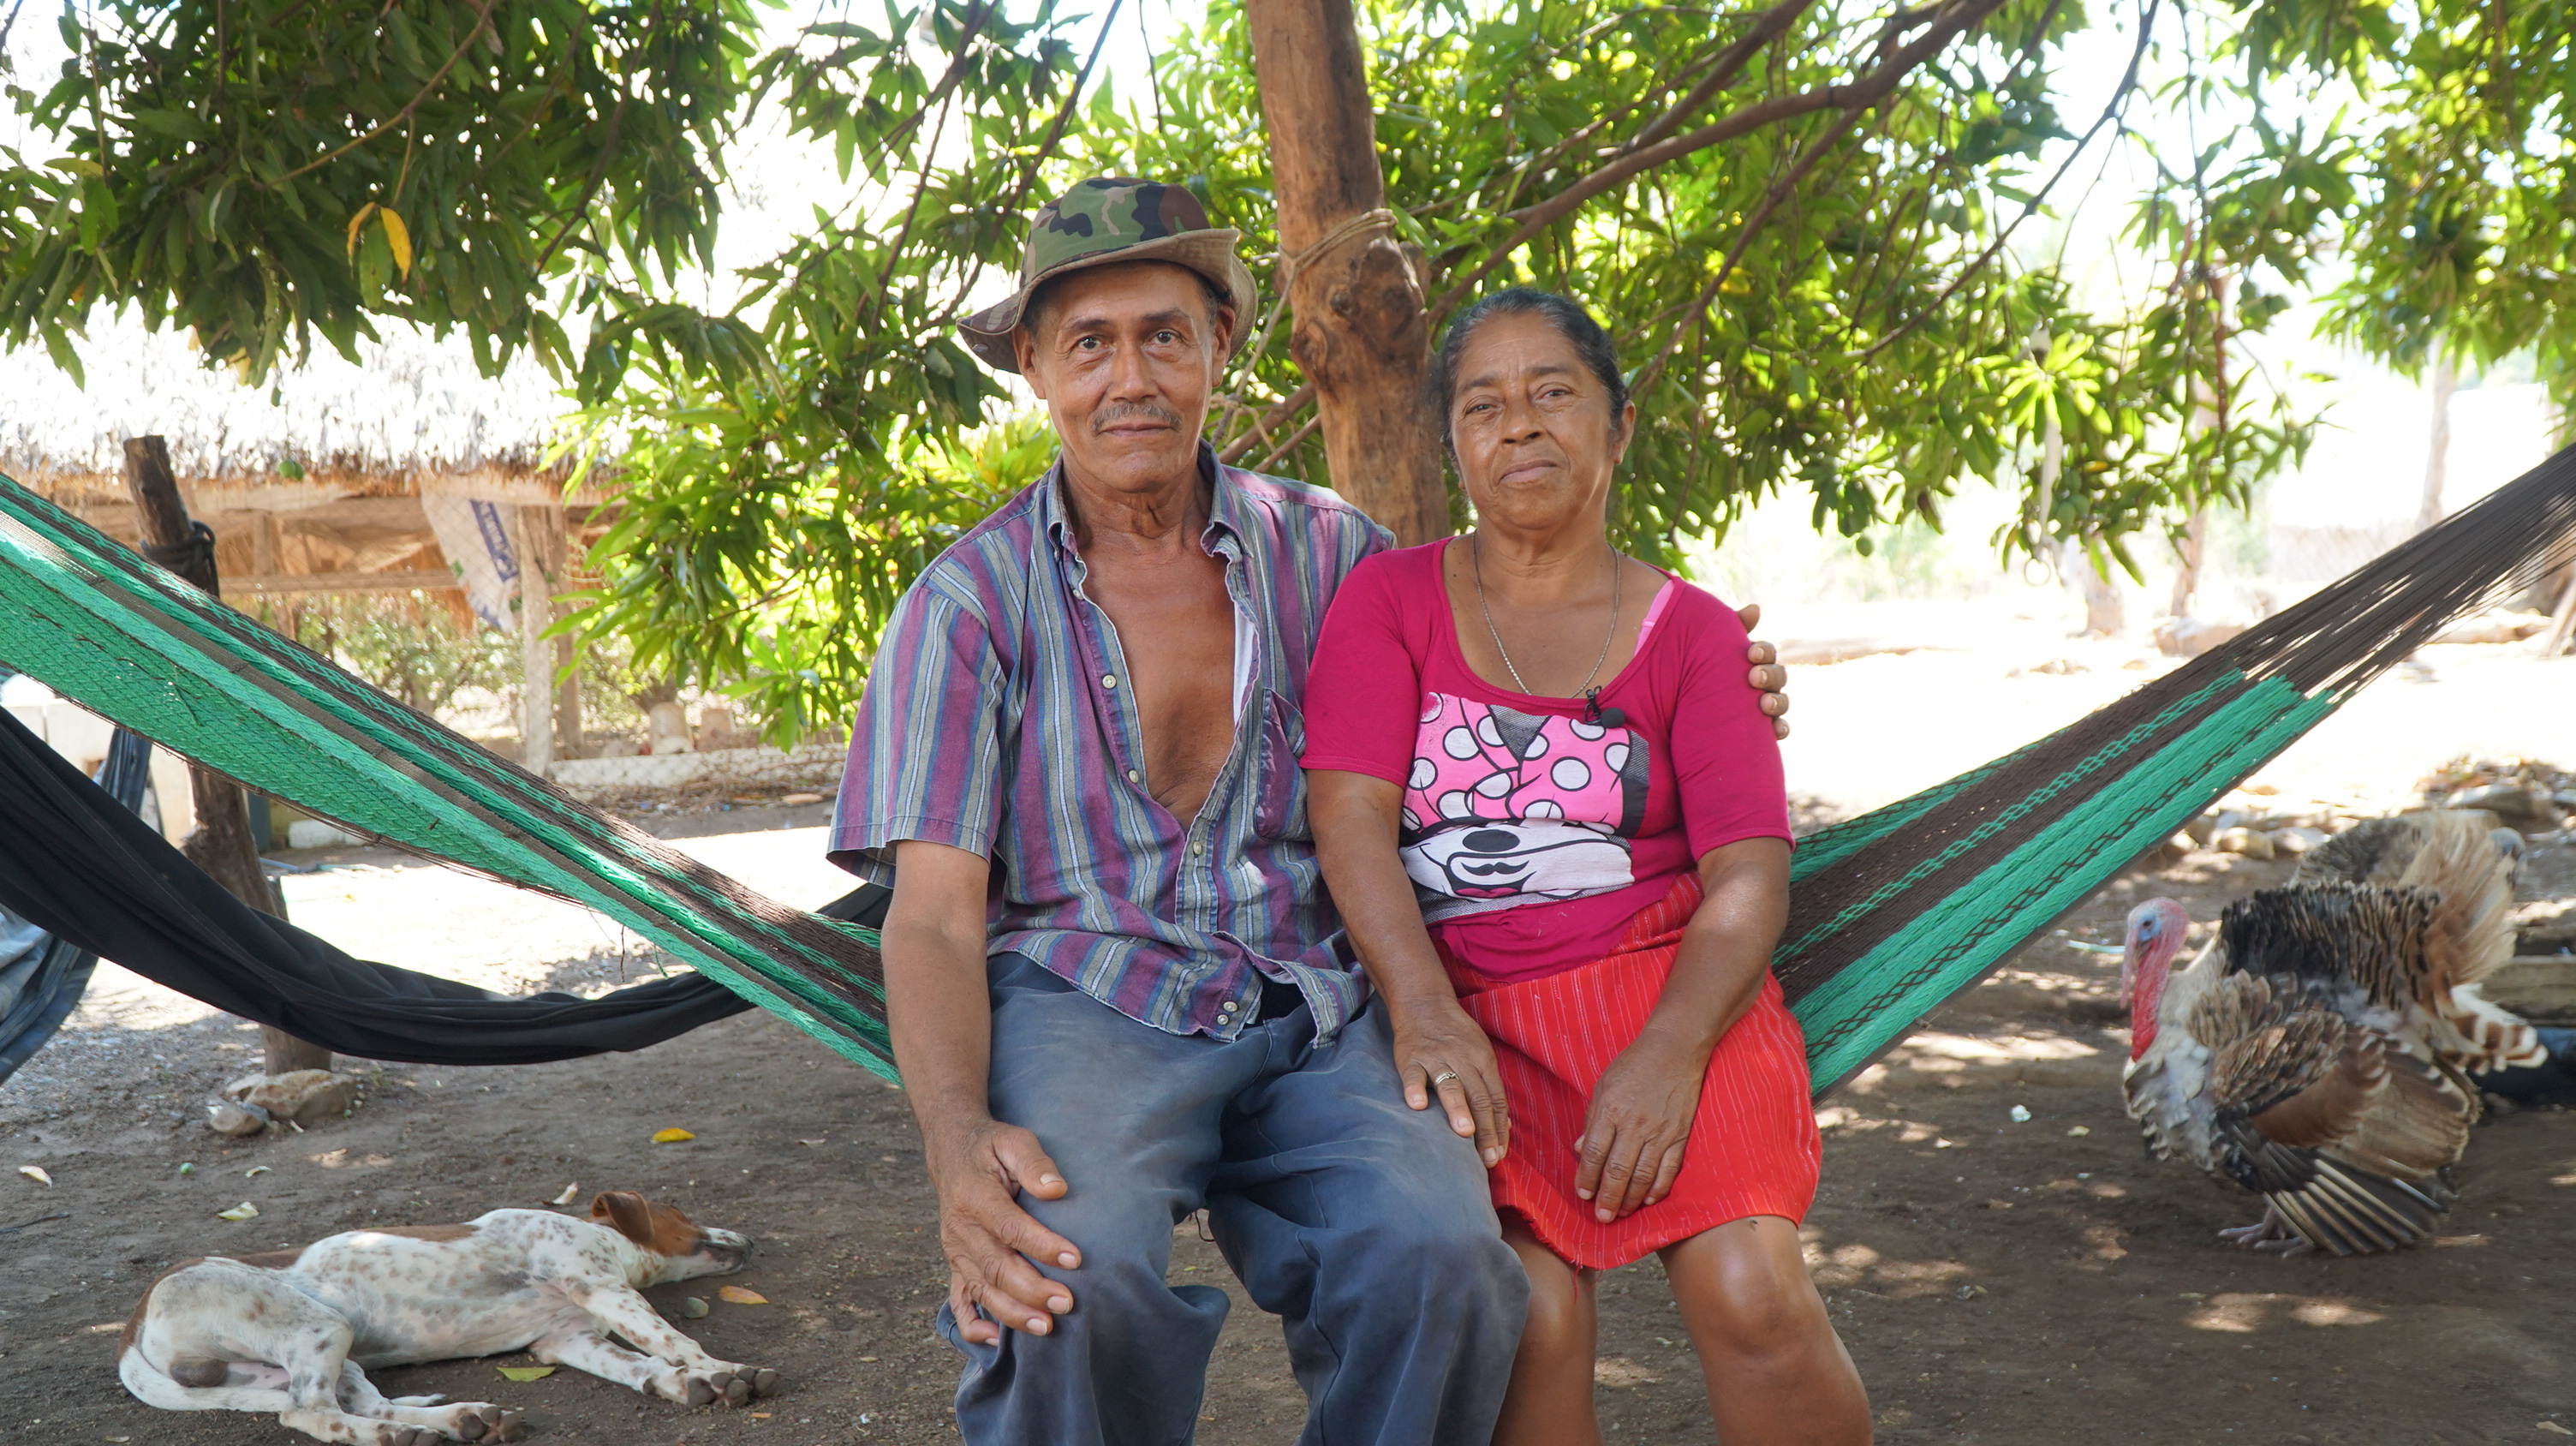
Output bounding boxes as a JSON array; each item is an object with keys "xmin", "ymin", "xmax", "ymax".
[{"xmin": 831, "ymin": 177, "xmax": 1791, "ymax": 1445}]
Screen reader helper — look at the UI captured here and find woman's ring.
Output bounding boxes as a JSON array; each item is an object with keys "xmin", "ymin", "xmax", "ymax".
[{"xmin": 1430, "ymin": 1069, "xmax": 1463, "ymax": 1088}]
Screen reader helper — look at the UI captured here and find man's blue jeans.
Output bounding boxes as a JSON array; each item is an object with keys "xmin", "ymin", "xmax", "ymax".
[{"xmin": 936, "ymin": 952, "xmax": 1530, "ymax": 1446}]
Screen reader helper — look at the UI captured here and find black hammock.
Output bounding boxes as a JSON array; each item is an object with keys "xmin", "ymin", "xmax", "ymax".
[{"xmin": 0, "ymin": 727, "xmax": 151, "ymax": 1084}]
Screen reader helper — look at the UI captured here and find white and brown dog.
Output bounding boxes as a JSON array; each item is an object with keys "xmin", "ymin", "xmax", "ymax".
[{"xmin": 118, "ymin": 1192, "xmax": 778, "ymax": 1445}]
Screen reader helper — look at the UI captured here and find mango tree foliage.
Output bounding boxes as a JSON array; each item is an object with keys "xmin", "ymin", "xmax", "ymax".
[
  {"xmin": 12, "ymin": 0, "xmax": 2464, "ymax": 745},
  {"xmin": 558, "ymin": 0, "xmax": 1096, "ymax": 739},
  {"xmin": 574, "ymin": 0, "xmax": 2321, "ymax": 741},
  {"xmin": 0, "ymin": 0, "xmax": 754, "ymax": 381},
  {"xmin": 2239, "ymin": 0, "xmax": 2576, "ymax": 415},
  {"xmin": 1070, "ymin": 0, "xmax": 2309, "ymax": 584}
]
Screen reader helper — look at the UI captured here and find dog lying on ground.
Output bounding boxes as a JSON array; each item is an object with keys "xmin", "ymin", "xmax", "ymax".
[{"xmin": 118, "ymin": 1191, "xmax": 779, "ymax": 1445}]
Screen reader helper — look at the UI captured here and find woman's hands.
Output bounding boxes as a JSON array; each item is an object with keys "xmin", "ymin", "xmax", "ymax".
[
  {"xmin": 1390, "ymin": 996, "xmax": 1512, "ymax": 1168},
  {"xmin": 1309, "ymin": 768, "xmax": 1518, "ymax": 1169},
  {"xmin": 1576, "ymin": 840, "xmax": 1792, "ymax": 1224},
  {"xmin": 1575, "ymin": 1030, "xmax": 1711, "ymax": 1222}
]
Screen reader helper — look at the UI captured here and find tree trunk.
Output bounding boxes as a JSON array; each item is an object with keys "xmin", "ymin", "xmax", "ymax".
[
  {"xmin": 2168, "ymin": 509, "xmax": 2208, "ymax": 619},
  {"xmin": 121, "ymin": 436, "xmax": 333, "ymax": 1077},
  {"xmin": 1246, "ymin": 0, "xmax": 1449, "ymax": 545},
  {"xmin": 2066, "ymin": 544, "xmax": 2125, "ymax": 637},
  {"xmin": 2418, "ymin": 354, "xmax": 2457, "ymax": 535}
]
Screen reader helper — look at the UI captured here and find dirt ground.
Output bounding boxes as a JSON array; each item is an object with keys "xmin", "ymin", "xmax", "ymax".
[{"xmin": 6, "ymin": 632, "xmax": 2576, "ymax": 1444}]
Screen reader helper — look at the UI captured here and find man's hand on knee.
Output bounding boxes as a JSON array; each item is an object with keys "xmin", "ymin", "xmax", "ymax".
[
  {"xmin": 1735, "ymin": 602, "xmax": 1791, "ymax": 741},
  {"xmin": 933, "ymin": 1118, "xmax": 1082, "ymax": 1345}
]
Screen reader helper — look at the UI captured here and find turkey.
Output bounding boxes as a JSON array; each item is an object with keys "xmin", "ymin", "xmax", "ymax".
[{"xmin": 2119, "ymin": 810, "xmax": 2536, "ymax": 1256}]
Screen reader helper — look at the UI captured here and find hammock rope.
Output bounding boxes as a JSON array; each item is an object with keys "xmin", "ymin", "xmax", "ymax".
[
  {"xmin": 1, "ymin": 444, "xmax": 2570, "ymax": 1096},
  {"xmin": 1780, "ymin": 444, "xmax": 2576, "ymax": 1089}
]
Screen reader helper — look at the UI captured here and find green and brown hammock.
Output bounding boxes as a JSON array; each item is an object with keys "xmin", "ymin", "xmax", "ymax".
[{"xmin": 1, "ymin": 450, "xmax": 2570, "ymax": 1095}]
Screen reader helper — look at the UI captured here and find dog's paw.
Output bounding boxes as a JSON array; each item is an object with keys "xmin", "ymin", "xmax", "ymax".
[
  {"xmin": 444, "ymin": 1404, "xmax": 527, "ymax": 1443},
  {"xmin": 678, "ymin": 1366, "xmax": 779, "ymax": 1407}
]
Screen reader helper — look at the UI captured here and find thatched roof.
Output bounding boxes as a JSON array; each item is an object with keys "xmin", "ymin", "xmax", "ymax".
[
  {"xmin": 1, "ymin": 313, "xmax": 610, "ymax": 596},
  {"xmin": 1, "ymin": 311, "xmax": 586, "ymax": 499}
]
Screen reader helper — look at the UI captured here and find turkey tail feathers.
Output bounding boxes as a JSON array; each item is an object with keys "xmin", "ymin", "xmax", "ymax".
[
  {"xmin": 2220, "ymin": 884, "xmax": 2435, "ymax": 1013},
  {"xmin": 2217, "ymin": 1112, "xmax": 2454, "ymax": 1257},
  {"xmin": 2438, "ymin": 983, "xmax": 2547, "ymax": 1073},
  {"xmin": 2293, "ymin": 816, "xmax": 2423, "ymax": 890},
  {"xmin": 2263, "ymin": 1158, "xmax": 2448, "ymax": 1258},
  {"xmin": 2292, "ymin": 810, "xmax": 2519, "ymax": 995}
]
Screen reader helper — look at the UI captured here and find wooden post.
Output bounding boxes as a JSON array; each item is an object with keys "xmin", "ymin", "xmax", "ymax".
[
  {"xmin": 120, "ymin": 436, "xmax": 334, "ymax": 1078},
  {"xmin": 555, "ymin": 630, "xmax": 582, "ymax": 762},
  {"xmin": 548, "ymin": 507, "xmax": 581, "ymax": 760},
  {"xmin": 506, "ymin": 506, "xmax": 556, "ymax": 775},
  {"xmin": 1246, "ymin": 0, "xmax": 1450, "ymax": 545}
]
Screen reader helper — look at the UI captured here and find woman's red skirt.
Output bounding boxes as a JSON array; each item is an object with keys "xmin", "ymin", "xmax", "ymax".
[{"xmin": 1445, "ymin": 872, "xmax": 1820, "ymax": 1270}]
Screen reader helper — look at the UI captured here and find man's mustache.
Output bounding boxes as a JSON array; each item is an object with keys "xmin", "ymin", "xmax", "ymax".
[{"xmin": 1091, "ymin": 402, "xmax": 1184, "ymax": 435}]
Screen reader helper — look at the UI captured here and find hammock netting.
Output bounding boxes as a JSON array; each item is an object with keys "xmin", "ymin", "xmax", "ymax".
[
  {"xmin": 1, "ymin": 445, "xmax": 2571, "ymax": 1096},
  {"xmin": 0, "ymin": 475, "xmax": 894, "ymax": 1079}
]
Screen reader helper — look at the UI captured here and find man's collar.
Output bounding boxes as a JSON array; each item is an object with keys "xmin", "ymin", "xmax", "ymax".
[{"xmin": 1043, "ymin": 441, "xmax": 1242, "ymax": 553}]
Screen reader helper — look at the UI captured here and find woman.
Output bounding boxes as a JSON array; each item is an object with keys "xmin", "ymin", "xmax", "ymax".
[{"xmin": 1301, "ymin": 288, "xmax": 1871, "ymax": 1445}]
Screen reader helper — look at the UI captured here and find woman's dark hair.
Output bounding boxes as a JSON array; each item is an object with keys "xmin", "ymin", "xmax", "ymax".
[{"xmin": 1430, "ymin": 286, "xmax": 1631, "ymax": 453}]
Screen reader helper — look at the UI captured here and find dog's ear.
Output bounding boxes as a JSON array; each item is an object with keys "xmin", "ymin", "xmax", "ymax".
[{"xmin": 590, "ymin": 1191, "xmax": 655, "ymax": 1246}]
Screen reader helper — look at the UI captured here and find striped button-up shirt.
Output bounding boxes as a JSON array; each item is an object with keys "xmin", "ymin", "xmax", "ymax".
[{"xmin": 829, "ymin": 445, "xmax": 1390, "ymax": 1043}]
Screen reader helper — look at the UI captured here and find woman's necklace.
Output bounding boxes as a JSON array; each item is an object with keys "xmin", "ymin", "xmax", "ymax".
[{"xmin": 1470, "ymin": 532, "xmax": 1625, "ymax": 725}]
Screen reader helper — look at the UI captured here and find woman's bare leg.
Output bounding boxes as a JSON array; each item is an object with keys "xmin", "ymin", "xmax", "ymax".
[
  {"xmin": 1493, "ymin": 1219, "xmax": 1602, "ymax": 1446},
  {"xmin": 1661, "ymin": 1216, "xmax": 1870, "ymax": 1445}
]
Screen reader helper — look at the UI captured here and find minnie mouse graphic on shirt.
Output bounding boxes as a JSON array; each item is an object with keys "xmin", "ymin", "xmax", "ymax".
[{"xmin": 1398, "ymin": 692, "xmax": 1652, "ymax": 923}]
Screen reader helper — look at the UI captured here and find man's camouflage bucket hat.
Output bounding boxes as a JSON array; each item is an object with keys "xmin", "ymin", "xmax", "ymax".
[{"xmin": 958, "ymin": 176, "xmax": 1258, "ymax": 374}]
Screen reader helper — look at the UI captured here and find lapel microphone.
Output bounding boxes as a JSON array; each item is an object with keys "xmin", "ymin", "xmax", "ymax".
[{"xmin": 1582, "ymin": 688, "xmax": 1625, "ymax": 729}]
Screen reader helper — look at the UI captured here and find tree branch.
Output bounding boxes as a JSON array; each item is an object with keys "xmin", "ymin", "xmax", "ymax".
[
  {"xmin": 948, "ymin": 0, "xmax": 1122, "ymax": 315},
  {"xmin": 1851, "ymin": 0, "xmax": 2158, "ymax": 361},
  {"xmin": 1625, "ymin": 0, "xmax": 1819, "ymax": 154},
  {"xmin": 1217, "ymin": 383, "xmax": 1315, "ymax": 463},
  {"xmin": 1252, "ymin": 411, "xmax": 1322, "ymax": 472},
  {"xmin": 530, "ymin": 95, "xmax": 627, "ymax": 274},
  {"xmin": 862, "ymin": 83, "xmax": 957, "ymax": 332},
  {"xmin": 847, "ymin": 0, "xmax": 994, "ymax": 182},
  {"xmin": 1427, "ymin": 0, "xmax": 2012, "ymax": 320},
  {"xmin": 276, "ymin": 0, "xmax": 496, "ymax": 182},
  {"xmin": 1634, "ymin": 105, "xmax": 1867, "ymax": 393}
]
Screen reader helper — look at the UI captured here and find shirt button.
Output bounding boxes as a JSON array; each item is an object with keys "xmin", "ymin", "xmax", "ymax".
[
  {"xmin": 1190, "ymin": 840, "xmax": 1204, "ymax": 855},
  {"xmin": 1219, "ymin": 1001, "xmax": 1237, "ymax": 1016},
  {"xmin": 1102, "ymin": 674, "xmax": 1118, "ymax": 689},
  {"xmin": 1126, "ymin": 769, "xmax": 1140, "ymax": 783}
]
